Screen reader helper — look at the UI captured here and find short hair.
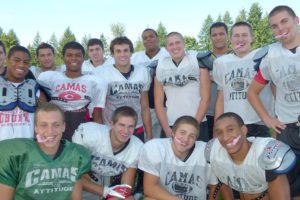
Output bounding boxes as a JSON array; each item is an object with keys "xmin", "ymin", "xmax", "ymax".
[
  {"xmin": 87, "ymin": 38, "xmax": 104, "ymax": 50},
  {"xmin": 36, "ymin": 42, "xmax": 55, "ymax": 56},
  {"xmin": 111, "ymin": 106, "xmax": 138, "ymax": 126},
  {"xmin": 172, "ymin": 116, "xmax": 200, "ymax": 137},
  {"xmin": 210, "ymin": 22, "xmax": 228, "ymax": 35},
  {"xmin": 62, "ymin": 41, "xmax": 85, "ymax": 56},
  {"xmin": 269, "ymin": 5, "xmax": 296, "ymax": 19},
  {"xmin": 142, "ymin": 28, "xmax": 158, "ymax": 38},
  {"xmin": 0, "ymin": 40, "xmax": 6, "ymax": 55},
  {"xmin": 215, "ymin": 112, "xmax": 245, "ymax": 127},
  {"xmin": 110, "ymin": 36, "xmax": 134, "ymax": 54},
  {"xmin": 34, "ymin": 103, "xmax": 65, "ymax": 124},
  {"xmin": 230, "ymin": 21, "xmax": 253, "ymax": 36},
  {"xmin": 8, "ymin": 45, "xmax": 31, "ymax": 60},
  {"xmin": 166, "ymin": 31, "xmax": 184, "ymax": 41}
]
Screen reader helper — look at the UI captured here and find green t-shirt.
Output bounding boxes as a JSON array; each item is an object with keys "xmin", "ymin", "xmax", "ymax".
[{"xmin": 0, "ymin": 138, "xmax": 91, "ymax": 200}]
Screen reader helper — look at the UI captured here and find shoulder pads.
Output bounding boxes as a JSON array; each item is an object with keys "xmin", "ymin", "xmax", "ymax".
[
  {"xmin": 205, "ymin": 138, "xmax": 216, "ymax": 163},
  {"xmin": 147, "ymin": 59, "xmax": 159, "ymax": 77},
  {"xmin": 197, "ymin": 51, "xmax": 214, "ymax": 70},
  {"xmin": 253, "ymin": 45, "xmax": 269, "ymax": 71},
  {"xmin": 258, "ymin": 139, "xmax": 296, "ymax": 174}
]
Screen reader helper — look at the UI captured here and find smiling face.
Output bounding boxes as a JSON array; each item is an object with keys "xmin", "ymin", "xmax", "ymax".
[
  {"xmin": 110, "ymin": 116, "xmax": 136, "ymax": 144},
  {"xmin": 166, "ymin": 33, "xmax": 185, "ymax": 63},
  {"xmin": 35, "ymin": 110, "xmax": 65, "ymax": 154},
  {"xmin": 172, "ymin": 123, "xmax": 198, "ymax": 159},
  {"xmin": 88, "ymin": 44, "xmax": 104, "ymax": 64},
  {"xmin": 231, "ymin": 25, "xmax": 253, "ymax": 57},
  {"xmin": 269, "ymin": 10, "xmax": 300, "ymax": 46},
  {"xmin": 63, "ymin": 48, "xmax": 84, "ymax": 73},
  {"xmin": 112, "ymin": 44, "xmax": 132, "ymax": 68},
  {"xmin": 6, "ymin": 51, "xmax": 30, "ymax": 83},
  {"xmin": 214, "ymin": 116, "xmax": 248, "ymax": 156}
]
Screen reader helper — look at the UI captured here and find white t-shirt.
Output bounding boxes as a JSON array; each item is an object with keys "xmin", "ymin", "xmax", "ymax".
[
  {"xmin": 139, "ymin": 138, "xmax": 218, "ymax": 199},
  {"xmin": 72, "ymin": 122, "xmax": 143, "ymax": 200},
  {"xmin": 207, "ymin": 137, "xmax": 274, "ymax": 194},
  {"xmin": 95, "ymin": 64, "xmax": 151, "ymax": 128},
  {"xmin": 213, "ymin": 49, "xmax": 274, "ymax": 124},
  {"xmin": 260, "ymin": 42, "xmax": 300, "ymax": 123},
  {"xmin": 38, "ymin": 71, "xmax": 107, "ymax": 111},
  {"xmin": 29, "ymin": 66, "xmax": 61, "ymax": 78},
  {"xmin": 156, "ymin": 52, "xmax": 206, "ymax": 125}
]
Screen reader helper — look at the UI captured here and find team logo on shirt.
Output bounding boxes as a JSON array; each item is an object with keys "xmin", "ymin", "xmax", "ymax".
[
  {"xmin": 58, "ymin": 91, "xmax": 81, "ymax": 101},
  {"xmin": 162, "ymin": 74, "xmax": 197, "ymax": 87},
  {"xmin": 91, "ymin": 154, "xmax": 127, "ymax": 176},
  {"xmin": 25, "ymin": 167, "xmax": 78, "ymax": 195}
]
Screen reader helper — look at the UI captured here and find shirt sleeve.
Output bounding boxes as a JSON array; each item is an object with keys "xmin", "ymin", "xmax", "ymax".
[
  {"xmin": 138, "ymin": 141, "xmax": 161, "ymax": 177},
  {"xmin": 254, "ymin": 70, "xmax": 268, "ymax": 85},
  {"xmin": 91, "ymin": 77, "xmax": 108, "ymax": 108},
  {"xmin": 0, "ymin": 145, "xmax": 19, "ymax": 188}
]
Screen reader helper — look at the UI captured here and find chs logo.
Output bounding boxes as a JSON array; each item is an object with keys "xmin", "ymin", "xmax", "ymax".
[
  {"xmin": 230, "ymin": 78, "xmax": 249, "ymax": 91},
  {"xmin": 58, "ymin": 91, "xmax": 81, "ymax": 100}
]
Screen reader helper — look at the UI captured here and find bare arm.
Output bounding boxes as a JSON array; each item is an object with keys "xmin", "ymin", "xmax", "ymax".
[
  {"xmin": 0, "ymin": 183, "xmax": 14, "ymax": 200},
  {"xmin": 92, "ymin": 108, "xmax": 103, "ymax": 124},
  {"xmin": 71, "ymin": 179, "xmax": 83, "ymax": 200},
  {"xmin": 195, "ymin": 68, "xmax": 211, "ymax": 123},
  {"xmin": 143, "ymin": 172, "xmax": 181, "ymax": 200},
  {"xmin": 38, "ymin": 90, "xmax": 48, "ymax": 104},
  {"xmin": 268, "ymin": 175, "xmax": 290, "ymax": 200},
  {"xmin": 214, "ymin": 90, "xmax": 224, "ymax": 122},
  {"xmin": 82, "ymin": 174, "xmax": 104, "ymax": 196},
  {"xmin": 154, "ymin": 78, "xmax": 172, "ymax": 137},
  {"xmin": 141, "ymin": 91, "xmax": 153, "ymax": 140},
  {"xmin": 247, "ymin": 80, "xmax": 285, "ymax": 133}
]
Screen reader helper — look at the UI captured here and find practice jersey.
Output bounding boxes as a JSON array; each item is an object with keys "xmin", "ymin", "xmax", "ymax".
[
  {"xmin": 38, "ymin": 71, "xmax": 107, "ymax": 111},
  {"xmin": 139, "ymin": 138, "xmax": 218, "ymax": 199},
  {"xmin": 72, "ymin": 122, "xmax": 143, "ymax": 200},
  {"xmin": 259, "ymin": 43, "xmax": 300, "ymax": 123},
  {"xmin": 207, "ymin": 137, "xmax": 274, "ymax": 193},
  {"xmin": 213, "ymin": 50, "xmax": 274, "ymax": 124},
  {"xmin": 95, "ymin": 64, "xmax": 151, "ymax": 128},
  {"xmin": 156, "ymin": 52, "xmax": 206, "ymax": 125},
  {"xmin": 0, "ymin": 138, "xmax": 91, "ymax": 199}
]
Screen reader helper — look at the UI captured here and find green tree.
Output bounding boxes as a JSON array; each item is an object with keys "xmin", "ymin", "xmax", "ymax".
[
  {"xmin": 184, "ymin": 36, "xmax": 199, "ymax": 51},
  {"xmin": 223, "ymin": 11, "xmax": 233, "ymax": 29},
  {"xmin": 27, "ymin": 32, "xmax": 42, "ymax": 66},
  {"xmin": 110, "ymin": 23, "xmax": 126, "ymax": 37},
  {"xmin": 100, "ymin": 33, "xmax": 110, "ymax": 56},
  {"xmin": 216, "ymin": 14, "xmax": 222, "ymax": 22},
  {"xmin": 235, "ymin": 9, "xmax": 247, "ymax": 22},
  {"xmin": 134, "ymin": 38, "xmax": 144, "ymax": 52},
  {"xmin": 156, "ymin": 22, "xmax": 167, "ymax": 47},
  {"xmin": 0, "ymin": 29, "xmax": 20, "ymax": 52},
  {"xmin": 0, "ymin": 27, "xmax": 3, "ymax": 36},
  {"xmin": 254, "ymin": 14, "xmax": 275, "ymax": 48},
  {"xmin": 81, "ymin": 34, "xmax": 91, "ymax": 59},
  {"xmin": 247, "ymin": 3, "xmax": 266, "ymax": 49},
  {"xmin": 198, "ymin": 15, "xmax": 214, "ymax": 50},
  {"xmin": 48, "ymin": 33, "xmax": 61, "ymax": 66},
  {"xmin": 57, "ymin": 27, "xmax": 76, "ymax": 63}
]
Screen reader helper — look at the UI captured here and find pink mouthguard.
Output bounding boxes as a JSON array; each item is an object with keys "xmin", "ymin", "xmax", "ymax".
[
  {"xmin": 275, "ymin": 33, "xmax": 288, "ymax": 39},
  {"xmin": 174, "ymin": 137, "xmax": 186, "ymax": 146},
  {"xmin": 235, "ymin": 44, "xmax": 243, "ymax": 49},
  {"xmin": 36, "ymin": 135, "xmax": 52, "ymax": 143},
  {"xmin": 227, "ymin": 135, "xmax": 241, "ymax": 147}
]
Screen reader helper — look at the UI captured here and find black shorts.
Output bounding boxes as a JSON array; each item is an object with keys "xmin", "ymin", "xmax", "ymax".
[
  {"xmin": 246, "ymin": 124, "xmax": 270, "ymax": 137},
  {"xmin": 277, "ymin": 123, "xmax": 300, "ymax": 197}
]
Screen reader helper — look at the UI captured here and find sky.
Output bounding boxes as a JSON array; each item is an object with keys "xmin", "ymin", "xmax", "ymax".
[{"xmin": 0, "ymin": 0, "xmax": 299, "ymax": 46}]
